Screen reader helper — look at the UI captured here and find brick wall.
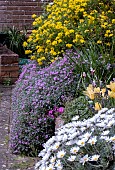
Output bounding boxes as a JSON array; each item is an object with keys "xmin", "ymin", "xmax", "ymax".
[{"xmin": 0, "ymin": 0, "xmax": 46, "ymax": 31}]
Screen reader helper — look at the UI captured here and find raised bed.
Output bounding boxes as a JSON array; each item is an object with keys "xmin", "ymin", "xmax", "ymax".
[{"xmin": 0, "ymin": 45, "xmax": 19, "ymax": 84}]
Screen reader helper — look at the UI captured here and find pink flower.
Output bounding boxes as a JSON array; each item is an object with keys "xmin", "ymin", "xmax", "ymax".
[{"xmin": 57, "ymin": 107, "xmax": 64, "ymax": 114}]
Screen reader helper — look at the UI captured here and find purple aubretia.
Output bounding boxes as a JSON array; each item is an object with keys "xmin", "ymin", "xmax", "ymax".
[{"xmin": 11, "ymin": 50, "xmax": 79, "ymax": 156}]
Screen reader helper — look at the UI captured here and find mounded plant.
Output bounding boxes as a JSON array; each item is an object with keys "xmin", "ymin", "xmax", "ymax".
[
  {"xmin": 35, "ymin": 108, "xmax": 115, "ymax": 170},
  {"xmin": 11, "ymin": 50, "xmax": 78, "ymax": 156}
]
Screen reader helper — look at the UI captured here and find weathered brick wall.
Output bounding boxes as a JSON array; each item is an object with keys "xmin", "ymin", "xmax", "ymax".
[{"xmin": 0, "ymin": 0, "xmax": 45, "ymax": 31}]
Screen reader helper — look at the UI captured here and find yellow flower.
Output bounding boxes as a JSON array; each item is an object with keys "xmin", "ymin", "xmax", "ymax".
[
  {"xmin": 25, "ymin": 50, "xmax": 32, "ymax": 55},
  {"xmin": 101, "ymin": 88, "xmax": 106, "ymax": 97},
  {"xmin": 112, "ymin": 19, "xmax": 115, "ymax": 24},
  {"xmin": 32, "ymin": 14, "xmax": 37, "ymax": 19},
  {"xmin": 41, "ymin": 56, "xmax": 46, "ymax": 60},
  {"xmin": 109, "ymin": 34, "xmax": 113, "ymax": 37},
  {"xmin": 108, "ymin": 91, "xmax": 115, "ymax": 98},
  {"xmin": 106, "ymin": 82, "xmax": 115, "ymax": 92},
  {"xmin": 31, "ymin": 55, "xmax": 36, "ymax": 60},
  {"xmin": 106, "ymin": 30, "xmax": 111, "ymax": 34},
  {"xmin": 104, "ymin": 33, "xmax": 108, "ymax": 37},
  {"xmin": 37, "ymin": 58, "xmax": 42, "ymax": 62},
  {"xmin": 32, "ymin": 21, "xmax": 37, "ymax": 26},
  {"xmin": 97, "ymin": 40, "xmax": 102, "ymax": 44},
  {"xmin": 50, "ymin": 59, "xmax": 55, "ymax": 63},
  {"xmin": 80, "ymin": 39, "xmax": 85, "ymax": 43},
  {"xmin": 84, "ymin": 30, "xmax": 89, "ymax": 33},
  {"xmin": 95, "ymin": 102, "xmax": 102, "ymax": 111},
  {"xmin": 58, "ymin": 39, "xmax": 62, "ymax": 43},
  {"xmin": 66, "ymin": 44, "xmax": 72, "ymax": 48},
  {"xmin": 94, "ymin": 87, "xmax": 100, "ymax": 93},
  {"xmin": 106, "ymin": 42, "xmax": 110, "ymax": 46},
  {"xmin": 84, "ymin": 84, "xmax": 95, "ymax": 100},
  {"xmin": 38, "ymin": 61, "xmax": 43, "ymax": 65},
  {"xmin": 23, "ymin": 41, "xmax": 28, "ymax": 47},
  {"xmin": 46, "ymin": 40, "xmax": 51, "ymax": 44},
  {"xmin": 52, "ymin": 41, "xmax": 57, "ymax": 45}
]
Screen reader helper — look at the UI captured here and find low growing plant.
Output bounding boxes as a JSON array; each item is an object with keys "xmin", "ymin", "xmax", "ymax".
[
  {"xmin": 35, "ymin": 108, "xmax": 115, "ymax": 170},
  {"xmin": 11, "ymin": 51, "xmax": 78, "ymax": 156}
]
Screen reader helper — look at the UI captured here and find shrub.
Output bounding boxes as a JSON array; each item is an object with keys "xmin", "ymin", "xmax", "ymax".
[
  {"xmin": 35, "ymin": 108, "xmax": 115, "ymax": 170},
  {"xmin": 24, "ymin": 0, "xmax": 115, "ymax": 65},
  {"xmin": 11, "ymin": 50, "xmax": 78, "ymax": 156}
]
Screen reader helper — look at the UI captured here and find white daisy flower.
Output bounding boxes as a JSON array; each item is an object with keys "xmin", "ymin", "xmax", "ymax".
[
  {"xmin": 107, "ymin": 119, "xmax": 115, "ymax": 127},
  {"xmin": 77, "ymin": 138, "xmax": 86, "ymax": 147},
  {"xmin": 100, "ymin": 136, "xmax": 110, "ymax": 142},
  {"xmin": 90, "ymin": 155, "xmax": 100, "ymax": 161},
  {"xmin": 80, "ymin": 154, "xmax": 89, "ymax": 165},
  {"xmin": 46, "ymin": 164, "xmax": 54, "ymax": 170},
  {"xmin": 52, "ymin": 142, "xmax": 60, "ymax": 150},
  {"xmin": 62, "ymin": 134, "xmax": 68, "ymax": 142},
  {"xmin": 50, "ymin": 156, "xmax": 56, "ymax": 163},
  {"xmin": 72, "ymin": 115, "xmax": 79, "ymax": 121},
  {"xmin": 101, "ymin": 130, "xmax": 110, "ymax": 136},
  {"xmin": 67, "ymin": 155, "xmax": 76, "ymax": 161},
  {"xmin": 55, "ymin": 160, "xmax": 63, "ymax": 168},
  {"xmin": 70, "ymin": 146, "xmax": 80, "ymax": 154},
  {"xmin": 56, "ymin": 135, "xmax": 63, "ymax": 141},
  {"xmin": 109, "ymin": 136, "xmax": 115, "ymax": 142},
  {"xmin": 57, "ymin": 150, "xmax": 66, "ymax": 158},
  {"xmin": 88, "ymin": 136, "xmax": 97, "ymax": 145}
]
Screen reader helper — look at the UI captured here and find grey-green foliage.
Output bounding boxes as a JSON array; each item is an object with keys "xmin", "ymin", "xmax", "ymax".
[{"xmin": 61, "ymin": 96, "xmax": 93, "ymax": 123}]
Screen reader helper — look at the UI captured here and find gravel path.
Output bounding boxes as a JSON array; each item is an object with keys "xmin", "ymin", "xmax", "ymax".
[{"xmin": 0, "ymin": 85, "xmax": 37, "ymax": 170}]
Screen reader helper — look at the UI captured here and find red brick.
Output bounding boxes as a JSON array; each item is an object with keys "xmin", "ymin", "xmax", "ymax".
[
  {"xmin": 1, "ymin": 65, "xmax": 19, "ymax": 72},
  {"xmin": 9, "ymin": 71, "xmax": 19, "ymax": 78}
]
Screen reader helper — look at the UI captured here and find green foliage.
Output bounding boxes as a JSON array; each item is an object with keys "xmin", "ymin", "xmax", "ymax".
[
  {"xmin": 61, "ymin": 96, "xmax": 93, "ymax": 123},
  {"xmin": 4, "ymin": 26, "xmax": 27, "ymax": 58}
]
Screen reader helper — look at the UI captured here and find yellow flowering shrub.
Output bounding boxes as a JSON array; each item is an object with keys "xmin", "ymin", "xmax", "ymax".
[{"xmin": 24, "ymin": 0, "xmax": 115, "ymax": 65}]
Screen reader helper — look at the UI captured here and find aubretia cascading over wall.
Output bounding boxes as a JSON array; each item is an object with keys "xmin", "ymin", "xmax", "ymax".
[{"xmin": 10, "ymin": 50, "xmax": 79, "ymax": 156}]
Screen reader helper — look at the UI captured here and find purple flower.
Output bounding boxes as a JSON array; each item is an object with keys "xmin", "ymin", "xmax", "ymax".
[{"xmin": 57, "ymin": 107, "xmax": 64, "ymax": 114}]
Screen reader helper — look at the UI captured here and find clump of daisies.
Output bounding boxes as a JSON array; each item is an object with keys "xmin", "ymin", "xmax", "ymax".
[{"xmin": 35, "ymin": 108, "xmax": 115, "ymax": 170}]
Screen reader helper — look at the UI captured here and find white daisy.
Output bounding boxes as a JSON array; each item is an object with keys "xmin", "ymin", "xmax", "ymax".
[
  {"xmin": 52, "ymin": 142, "xmax": 60, "ymax": 150},
  {"xmin": 57, "ymin": 150, "xmax": 66, "ymax": 158},
  {"xmin": 90, "ymin": 155, "xmax": 100, "ymax": 161},
  {"xmin": 109, "ymin": 136, "xmax": 115, "ymax": 142},
  {"xmin": 77, "ymin": 138, "xmax": 86, "ymax": 147},
  {"xmin": 88, "ymin": 136, "xmax": 97, "ymax": 145},
  {"xmin": 70, "ymin": 146, "xmax": 80, "ymax": 154},
  {"xmin": 67, "ymin": 155, "xmax": 76, "ymax": 161},
  {"xmin": 80, "ymin": 154, "xmax": 89, "ymax": 165}
]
